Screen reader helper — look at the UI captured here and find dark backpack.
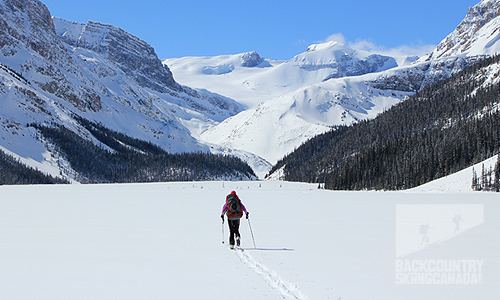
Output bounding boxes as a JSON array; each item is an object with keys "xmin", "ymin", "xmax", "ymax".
[{"xmin": 226, "ymin": 194, "xmax": 242, "ymax": 219}]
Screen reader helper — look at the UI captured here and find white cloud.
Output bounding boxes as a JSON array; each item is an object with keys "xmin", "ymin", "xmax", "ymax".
[
  {"xmin": 320, "ymin": 33, "xmax": 436, "ymax": 60},
  {"xmin": 324, "ymin": 33, "xmax": 347, "ymax": 45}
]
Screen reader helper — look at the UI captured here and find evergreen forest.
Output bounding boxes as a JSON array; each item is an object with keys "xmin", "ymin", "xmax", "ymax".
[
  {"xmin": 23, "ymin": 117, "xmax": 256, "ymax": 184},
  {"xmin": 0, "ymin": 149, "xmax": 68, "ymax": 185}
]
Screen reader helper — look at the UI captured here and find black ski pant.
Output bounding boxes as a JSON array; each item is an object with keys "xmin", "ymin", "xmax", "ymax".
[{"xmin": 228, "ymin": 219, "xmax": 241, "ymax": 246}]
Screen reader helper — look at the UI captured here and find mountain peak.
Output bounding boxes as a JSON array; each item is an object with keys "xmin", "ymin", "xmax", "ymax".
[
  {"xmin": 428, "ymin": 0, "xmax": 500, "ymax": 59},
  {"xmin": 303, "ymin": 41, "xmax": 357, "ymax": 59},
  {"xmin": 53, "ymin": 17, "xmax": 180, "ymax": 92},
  {"xmin": 306, "ymin": 41, "xmax": 350, "ymax": 53}
]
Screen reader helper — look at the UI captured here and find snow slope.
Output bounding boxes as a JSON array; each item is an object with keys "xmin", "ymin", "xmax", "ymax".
[
  {"xmin": 0, "ymin": 179, "xmax": 498, "ymax": 300},
  {"xmin": 199, "ymin": 73, "xmax": 410, "ymax": 164},
  {"xmin": 165, "ymin": 52, "xmax": 283, "ymax": 108}
]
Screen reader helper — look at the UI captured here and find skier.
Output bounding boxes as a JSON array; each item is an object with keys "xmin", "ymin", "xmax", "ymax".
[{"xmin": 221, "ymin": 191, "xmax": 249, "ymax": 249}]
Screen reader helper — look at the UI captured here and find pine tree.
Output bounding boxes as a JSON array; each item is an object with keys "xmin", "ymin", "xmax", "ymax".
[
  {"xmin": 481, "ymin": 164, "xmax": 487, "ymax": 191},
  {"xmin": 488, "ymin": 166, "xmax": 494, "ymax": 191},
  {"xmin": 494, "ymin": 154, "xmax": 500, "ymax": 192},
  {"xmin": 472, "ymin": 167, "xmax": 480, "ymax": 191}
]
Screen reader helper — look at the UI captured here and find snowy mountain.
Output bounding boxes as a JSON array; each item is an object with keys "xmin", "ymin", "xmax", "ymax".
[
  {"xmin": 167, "ymin": 0, "xmax": 500, "ymax": 170},
  {"xmin": 170, "ymin": 54, "xmax": 477, "ymax": 166},
  {"xmin": 166, "ymin": 42, "xmax": 404, "ymax": 164},
  {"xmin": 200, "ymin": 54, "xmax": 486, "ymax": 165},
  {"xmin": 165, "ymin": 41, "xmax": 397, "ymax": 108},
  {"xmin": 0, "ymin": 0, "xmax": 264, "ymax": 181}
]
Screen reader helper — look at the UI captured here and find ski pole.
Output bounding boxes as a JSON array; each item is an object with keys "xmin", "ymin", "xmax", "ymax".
[
  {"xmin": 221, "ymin": 218, "xmax": 225, "ymax": 244},
  {"xmin": 247, "ymin": 217, "xmax": 256, "ymax": 249}
]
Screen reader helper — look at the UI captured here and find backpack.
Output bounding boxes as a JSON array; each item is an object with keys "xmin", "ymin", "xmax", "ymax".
[{"xmin": 226, "ymin": 193, "xmax": 242, "ymax": 220}]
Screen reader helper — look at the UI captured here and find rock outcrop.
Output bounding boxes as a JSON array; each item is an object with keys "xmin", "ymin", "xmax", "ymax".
[
  {"xmin": 240, "ymin": 51, "xmax": 264, "ymax": 67},
  {"xmin": 428, "ymin": 0, "xmax": 500, "ymax": 59}
]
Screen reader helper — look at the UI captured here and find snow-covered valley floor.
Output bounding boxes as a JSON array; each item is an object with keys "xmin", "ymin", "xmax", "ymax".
[{"xmin": 0, "ymin": 180, "xmax": 498, "ymax": 300}]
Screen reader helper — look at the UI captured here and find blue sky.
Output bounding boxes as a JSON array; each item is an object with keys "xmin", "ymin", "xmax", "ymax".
[{"xmin": 41, "ymin": 0, "xmax": 480, "ymax": 60}]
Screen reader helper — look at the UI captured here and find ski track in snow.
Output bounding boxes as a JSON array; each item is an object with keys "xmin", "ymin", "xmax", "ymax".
[{"xmin": 235, "ymin": 249, "xmax": 308, "ymax": 300}]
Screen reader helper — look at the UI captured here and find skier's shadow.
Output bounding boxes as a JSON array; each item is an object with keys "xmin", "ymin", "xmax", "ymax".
[{"xmin": 241, "ymin": 248, "xmax": 294, "ymax": 251}]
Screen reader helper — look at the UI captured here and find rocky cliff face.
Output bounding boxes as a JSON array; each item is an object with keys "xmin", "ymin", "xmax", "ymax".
[
  {"xmin": 240, "ymin": 51, "xmax": 264, "ymax": 67},
  {"xmin": 367, "ymin": 56, "xmax": 481, "ymax": 93},
  {"xmin": 0, "ymin": 0, "xmax": 55, "ymax": 54},
  {"xmin": 0, "ymin": 0, "xmax": 102, "ymax": 111},
  {"xmin": 321, "ymin": 53, "xmax": 396, "ymax": 81},
  {"xmin": 428, "ymin": 0, "xmax": 500, "ymax": 59},
  {"xmin": 52, "ymin": 17, "xmax": 241, "ymax": 119},
  {"xmin": 54, "ymin": 18, "xmax": 180, "ymax": 93},
  {"xmin": 369, "ymin": 0, "xmax": 500, "ymax": 93}
]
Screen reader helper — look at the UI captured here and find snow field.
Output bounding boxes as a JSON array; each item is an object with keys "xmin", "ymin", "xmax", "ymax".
[{"xmin": 0, "ymin": 181, "xmax": 499, "ymax": 299}]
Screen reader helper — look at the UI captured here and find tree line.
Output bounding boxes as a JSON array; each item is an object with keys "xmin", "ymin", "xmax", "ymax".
[
  {"xmin": 268, "ymin": 55, "xmax": 500, "ymax": 191},
  {"xmin": 29, "ymin": 117, "xmax": 256, "ymax": 183},
  {"xmin": 472, "ymin": 154, "xmax": 500, "ymax": 192},
  {"xmin": 0, "ymin": 149, "xmax": 68, "ymax": 185}
]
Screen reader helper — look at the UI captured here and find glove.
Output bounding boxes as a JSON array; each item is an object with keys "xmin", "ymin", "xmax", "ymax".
[
  {"xmin": 221, "ymin": 215, "xmax": 224, "ymax": 223},
  {"xmin": 246, "ymin": 212, "xmax": 249, "ymax": 219}
]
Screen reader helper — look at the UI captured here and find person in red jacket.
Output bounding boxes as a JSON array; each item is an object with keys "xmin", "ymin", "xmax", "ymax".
[{"xmin": 221, "ymin": 191, "xmax": 249, "ymax": 248}]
